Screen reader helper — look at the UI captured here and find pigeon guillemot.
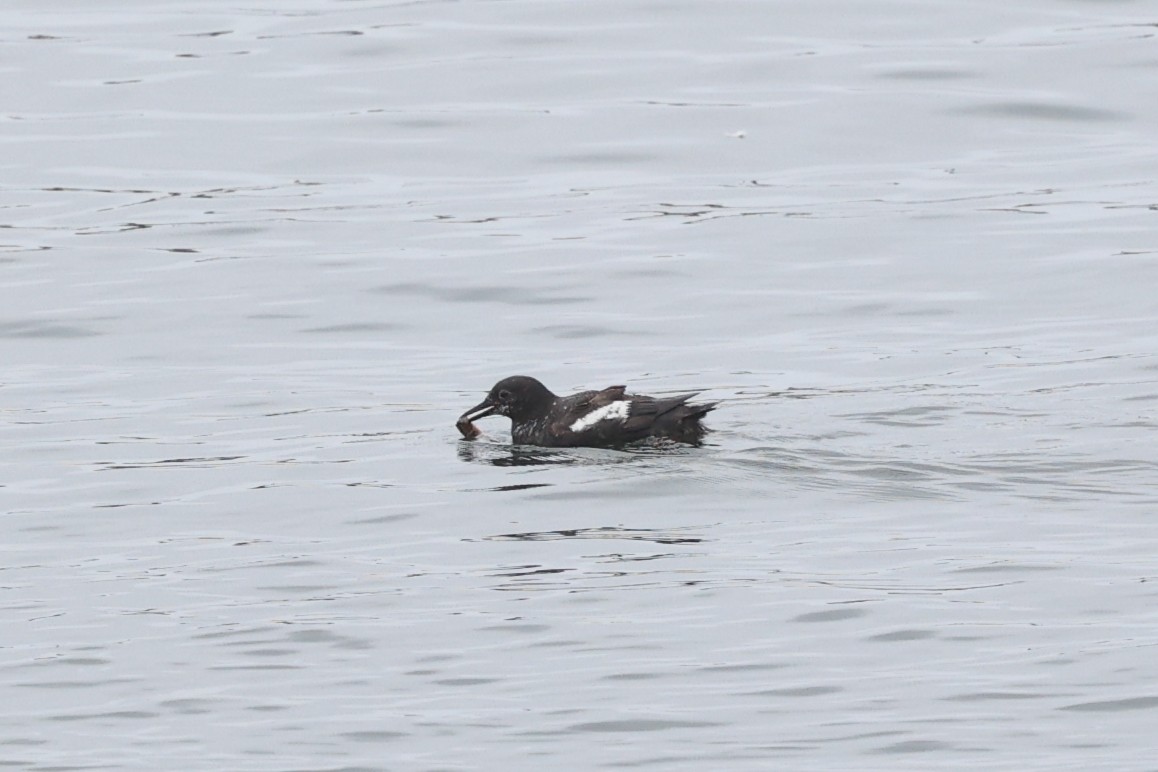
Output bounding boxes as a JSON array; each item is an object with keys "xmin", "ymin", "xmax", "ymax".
[{"xmin": 457, "ymin": 375, "xmax": 716, "ymax": 448}]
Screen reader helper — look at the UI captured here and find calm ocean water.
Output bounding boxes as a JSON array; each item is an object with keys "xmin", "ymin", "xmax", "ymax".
[{"xmin": 3, "ymin": 0, "xmax": 1157, "ymax": 769}]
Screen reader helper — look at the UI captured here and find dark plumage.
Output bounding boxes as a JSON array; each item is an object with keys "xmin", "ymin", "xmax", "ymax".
[{"xmin": 457, "ymin": 375, "xmax": 716, "ymax": 448}]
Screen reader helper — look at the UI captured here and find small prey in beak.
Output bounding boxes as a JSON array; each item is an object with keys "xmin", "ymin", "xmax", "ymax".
[{"xmin": 455, "ymin": 398, "xmax": 495, "ymax": 439}]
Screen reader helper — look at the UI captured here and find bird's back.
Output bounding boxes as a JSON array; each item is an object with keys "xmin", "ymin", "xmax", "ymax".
[{"xmin": 544, "ymin": 386, "xmax": 715, "ymax": 447}]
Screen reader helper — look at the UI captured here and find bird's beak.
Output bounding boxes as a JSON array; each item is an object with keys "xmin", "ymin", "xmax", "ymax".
[{"xmin": 459, "ymin": 398, "xmax": 497, "ymax": 423}]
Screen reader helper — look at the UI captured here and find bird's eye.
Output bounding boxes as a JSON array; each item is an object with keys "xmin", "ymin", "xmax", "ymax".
[{"xmin": 498, "ymin": 389, "xmax": 512, "ymax": 402}]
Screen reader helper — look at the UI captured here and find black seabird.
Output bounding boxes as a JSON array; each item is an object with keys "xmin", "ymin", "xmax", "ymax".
[{"xmin": 457, "ymin": 375, "xmax": 716, "ymax": 448}]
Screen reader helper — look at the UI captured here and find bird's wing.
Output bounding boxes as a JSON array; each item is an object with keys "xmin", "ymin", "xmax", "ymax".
[
  {"xmin": 547, "ymin": 386, "xmax": 626, "ymax": 440},
  {"xmin": 621, "ymin": 392, "xmax": 698, "ymax": 434},
  {"xmin": 587, "ymin": 385, "xmax": 627, "ymax": 408}
]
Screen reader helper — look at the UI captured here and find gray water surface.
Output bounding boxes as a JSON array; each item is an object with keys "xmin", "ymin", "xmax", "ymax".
[{"xmin": 3, "ymin": 0, "xmax": 1158, "ymax": 770}]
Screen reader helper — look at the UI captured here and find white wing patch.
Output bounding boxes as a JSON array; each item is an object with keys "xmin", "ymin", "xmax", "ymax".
[{"xmin": 569, "ymin": 400, "xmax": 631, "ymax": 432}]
